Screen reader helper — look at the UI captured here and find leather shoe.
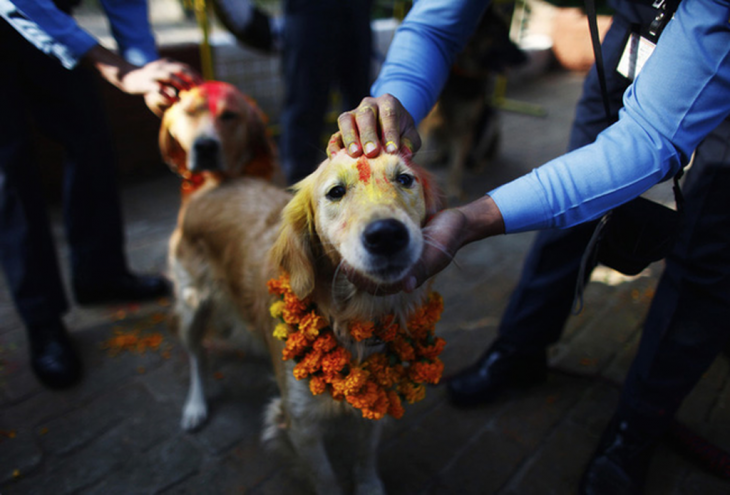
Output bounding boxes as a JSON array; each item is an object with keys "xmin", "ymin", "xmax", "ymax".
[
  {"xmin": 74, "ymin": 272, "xmax": 170, "ymax": 305},
  {"xmin": 447, "ymin": 339, "xmax": 547, "ymax": 407},
  {"xmin": 29, "ymin": 320, "xmax": 83, "ymax": 389},
  {"xmin": 579, "ymin": 415, "xmax": 656, "ymax": 495}
]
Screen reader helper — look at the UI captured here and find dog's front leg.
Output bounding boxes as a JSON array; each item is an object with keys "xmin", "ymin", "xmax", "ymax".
[
  {"xmin": 353, "ymin": 419, "xmax": 386, "ymax": 495},
  {"xmin": 179, "ymin": 289, "xmax": 212, "ymax": 431},
  {"xmin": 287, "ymin": 417, "xmax": 344, "ymax": 495}
]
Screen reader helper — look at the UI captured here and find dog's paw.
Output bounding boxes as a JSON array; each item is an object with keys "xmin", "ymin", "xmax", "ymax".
[{"xmin": 181, "ymin": 400, "xmax": 208, "ymax": 431}]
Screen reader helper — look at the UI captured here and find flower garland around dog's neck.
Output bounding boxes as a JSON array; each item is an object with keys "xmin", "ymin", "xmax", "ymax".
[{"xmin": 267, "ymin": 272, "xmax": 446, "ymax": 420}]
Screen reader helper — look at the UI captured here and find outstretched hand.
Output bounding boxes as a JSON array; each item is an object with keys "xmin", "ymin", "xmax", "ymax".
[
  {"xmin": 328, "ymin": 94, "xmax": 422, "ymax": 158},
  {"xmin": 86, "ymin": 45, "xmax": 203, "ymax": 116}
]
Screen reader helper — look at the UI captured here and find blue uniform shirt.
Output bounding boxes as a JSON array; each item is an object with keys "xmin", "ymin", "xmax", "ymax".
[
  {"xmin": 1, "ymin": 0, "xmax": 158, "ymax": 69},
  {"xmin": 372, "ymin": 0, "xmax": 730, "ymax": 232}
]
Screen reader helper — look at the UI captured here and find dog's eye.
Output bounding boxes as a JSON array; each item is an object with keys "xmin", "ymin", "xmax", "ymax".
[
  {"xmin": 220, "ymin": 111, "xmax": 238, "ymax": 121},
  {"xmin": 326, "ymin": 185, "xmax": 346, "ymax": 200},
  {"xmin": 396, "ymin": 173, "xmax": 415, "ymax": 188}
]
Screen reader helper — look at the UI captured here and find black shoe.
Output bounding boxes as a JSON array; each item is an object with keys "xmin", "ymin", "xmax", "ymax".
[
  {"xmin": 74, "ymin": 272, "xmax": 170, "ymax": 305},
  {"xmin": 446, "ymin": 339, "xmax": 547, "ymax": 407},
  {"xmin": 579, "ymin": 415, "xmax": 657, "ymax": 495},
  {"xmin": 28, "ymin": 320, "xmax": 83, "ymax": 389}
]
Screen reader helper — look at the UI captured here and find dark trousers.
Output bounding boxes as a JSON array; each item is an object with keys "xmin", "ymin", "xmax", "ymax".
[
  {"xmin": 0, "ymin": 23, "xmax": 127, "ymax": 326},
  {"xmin": 279, "ymin": 0, "xmax": 372, "ymax": 184},
  {"xmin": 497, "ymin": 8, "xmax": 730, "ymax": 432}
]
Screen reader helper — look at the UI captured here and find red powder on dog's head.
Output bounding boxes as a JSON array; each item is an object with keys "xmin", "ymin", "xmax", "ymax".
[
  {"xmin": 201, "ymin": 81, "xmax": 226, "ymax": 114},
  {"xmin": 356, "ymin": 157, "xmax": 371, "ymax": 184}
]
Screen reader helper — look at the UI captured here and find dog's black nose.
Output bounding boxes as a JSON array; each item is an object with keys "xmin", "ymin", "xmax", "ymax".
[
  {"xmin": 191, "ymin": 137, "xmax": 220, "ymax": 171},
  {"xmin": 362, "ymin": 219, "xmax": 409, "ymax": 256}
]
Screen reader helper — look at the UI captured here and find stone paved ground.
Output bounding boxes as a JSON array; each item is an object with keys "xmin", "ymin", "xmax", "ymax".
[{"xmin": 1, "ymin": 69, "xmax": 729, "ymax": 495}]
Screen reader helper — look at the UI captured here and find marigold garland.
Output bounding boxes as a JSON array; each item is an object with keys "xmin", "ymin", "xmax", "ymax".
[{"xmin": 267, "ymin": 272, "xmax": 445, "ymax": 420}]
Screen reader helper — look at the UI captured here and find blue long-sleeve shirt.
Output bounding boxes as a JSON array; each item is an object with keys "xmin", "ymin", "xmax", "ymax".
[
  {"xmin": 0, "ymin": 0, "xmax": 157, "ymax": 69},
  {"xmin": 372, "ymin": 0, "xmax": 730, "ymax": 233}
]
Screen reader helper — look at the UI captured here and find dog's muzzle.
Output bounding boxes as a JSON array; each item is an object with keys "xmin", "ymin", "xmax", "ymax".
[
  {"xmin": 190, "ymin": 137, "xmax": 221, "ymax": 172},
  {"xmin": 362, "ymin": 219, "xmax": 409, "ymax": 256}
]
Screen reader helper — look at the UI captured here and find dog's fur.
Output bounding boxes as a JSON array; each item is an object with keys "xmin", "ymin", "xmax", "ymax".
[
  {"xmin": 419, "ymin": 4, "xmax": 525, "ymax": 199},
  {"xmin": 164, "ymin": 98, "xmax": 444, "ymax": 492}
]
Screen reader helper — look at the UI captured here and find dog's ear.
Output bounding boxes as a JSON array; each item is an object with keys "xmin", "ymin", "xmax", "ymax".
[
  {"xmin": 270, "ymin": 177, "xmax": 317, "ymax": 299},
  {"xmin": 159, "ymin": 111, "xmax": 187, "ymax": 175},
  {"xmin": 242, "ymin": 95, "xmax": 277, "ymax": 179},
  {"xmin": 414, "ymin": 163, "xmax": 446, "ymax": 219}
]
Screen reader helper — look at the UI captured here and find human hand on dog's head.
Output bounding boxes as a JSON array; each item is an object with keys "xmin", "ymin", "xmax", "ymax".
[
  {"xmin": 87, "ymin": 45, "xmax": 203, "ymax": 116},
  {"xmin": 343, "ymin": 196, "xmax": 506, "ymax": 295},
  {"xmin": 328, "ymin": 94, "xmax": 422, "ymax": 159}
]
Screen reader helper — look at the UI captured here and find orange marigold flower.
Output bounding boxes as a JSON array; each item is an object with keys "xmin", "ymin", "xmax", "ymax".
[
  {"xmin": 386, "ymin": 390, "xmax": 405, "ymax": 419},
  {"xmin": 329, "ymin": 374, "xmax": 347, "ymax": 395},
  {"xmin": 342, "ymin": 366, "xmax": 369, "ymax": 395},
  {"xmin": 293, "ymin": 361, "xmax": 310, "ymax": 380},
  {"xmin": 321, "ymin": 347, "xmax": 351, "ymax": 375},
  {"xmin": 298, "ymin": 349, "xmax": 323, "ymax": 375},
  {"xmin": 358, "ymin": 386, "xmax": 389, "ymax": 420},
  {"xmin": 313, "ymin": 332, "xmax": 337, "ymax": 353},
  {"xmin": 273, "ymin": 323, "xmax": 290, "ymax": 341},
  {"xmin": 415, "ymin": 336, "xmax": 446, "ymax": 360},
  {"xmin": 365, "ymin": 353, "xmax": 402, "ymax": 388},
  {"xmin": 282, "ymin": 331, "xmax": 310, "ymax": 361},
  {"xmin": 409, "ymin": 359, "xmax": 444, "ymax": 385},
  {"xmin": 299, "ymin": 311, "xmax": 327, "ymax": 340},
  {"xmin": 350, "ymin": 320, "xmax": 375, "ymax": 341},
  {"xmin": 391, "ymin": 336, "xmax": 416, "ymax": 362},
  {"xmin": 282, "ymin": 293, "xmax": 308, "ymax": 325},
  {"xmin": 267, "ymin": 274, "xmax": 291, "ymax": 296},
  {"xmin": 346, "ymin": 381, "xmax": 379, "ymax": 410},
  {"xmin": 376, "ymin": 316, "xmax": 400, "ymax": 342},
  {"xmin": 309, "ymin": 375, "xmax": 327, "ymax": 395},
  {"xmin": 399, "ymin": 381, "xmax": 426, "ymax": 404}
]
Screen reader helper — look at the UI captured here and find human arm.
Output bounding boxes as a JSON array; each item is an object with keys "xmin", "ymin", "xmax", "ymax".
[
  {"xmin": 329, "ymin": 0, "xmax": 489, "ymax": 158},
  {"xmin": 2, "ymin": 0, "xmax": 201, "ymax": 115}
]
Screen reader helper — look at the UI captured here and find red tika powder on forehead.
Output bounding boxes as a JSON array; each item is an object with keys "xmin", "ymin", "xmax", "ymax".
[
  {"xmin": 356, "ymin": 156, "xmax": 372, "ymax": 184},
  {"xmin": 202, "ymin": 81, "xmax": 226, "ymax": 114}
]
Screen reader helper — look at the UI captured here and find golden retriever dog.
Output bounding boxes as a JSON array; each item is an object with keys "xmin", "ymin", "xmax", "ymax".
[
  {"xmin": 167, "ymin": 138, "xmax": 444, "ymax": 493},
  {"xmin": 159, "ymin": 80, "xmax": 282, "ymax": 196}
]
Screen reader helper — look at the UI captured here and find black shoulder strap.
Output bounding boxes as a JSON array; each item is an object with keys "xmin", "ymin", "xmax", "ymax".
[{"xmin": 584, "ymin": 0, "xmax": 613, "ymax": 125}]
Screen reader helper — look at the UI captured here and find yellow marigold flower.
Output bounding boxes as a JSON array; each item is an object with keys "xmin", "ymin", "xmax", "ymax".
[
  {"xmin": 391, "ymin": 336, "xmax": 416, "ymax": 362},
  {"xmin": 415, "ymin": 336, "xmax": 446, "ymax": 360},
  {"xmin": 309, "ymin": 376, "xmax": 327, "ymax": 395},
  {"xmin": 313, "ymin": 332, "xmax": 337, "ymax": 353},
  {"xmin": 282, "ymin": 332, "xmax": 309, "ymax": 361},
  {"xmin": 349, "ymin": 320, "xmax": 375, "ymax": 341},
  {"xmin": 409, "ymin": 359, "xmax": 444, "ymax": 385},
  {"xmin": 270, "ymin": 300, "xmax": 286, "ymax": 319},
  {"xmin": 399, "ymin": 381, "xmax": 426, "ymax": 404},
  {"xmin": 272, "ymin": 323, "xmax": 290, "ymax": 341},
  {"xmin": 299, "ymin": 311, "xmax": 327, "ymax": 340},
  {"xmin": 321, "ymin": 347, "xmax": 351, "ymax": 375},
  {"xmin": 387, "ymin": 390, "xmax": 405, "ymax": 419}
]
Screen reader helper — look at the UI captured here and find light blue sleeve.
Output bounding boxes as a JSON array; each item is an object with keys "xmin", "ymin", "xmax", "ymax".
[
  {"xmin": 99, "ymin": 0, "xmax": 158, "ymax": 65},
  {"xmin": 370, "ymin": 0, "xmax": 490, "ymax": 124},
  {"xmin": 490, "ymin": 0, "xmax": 730, "ymax": 233},
  {"xmin": 1, "ymin": 0, "xmax": 97, "ymax": 68}
]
